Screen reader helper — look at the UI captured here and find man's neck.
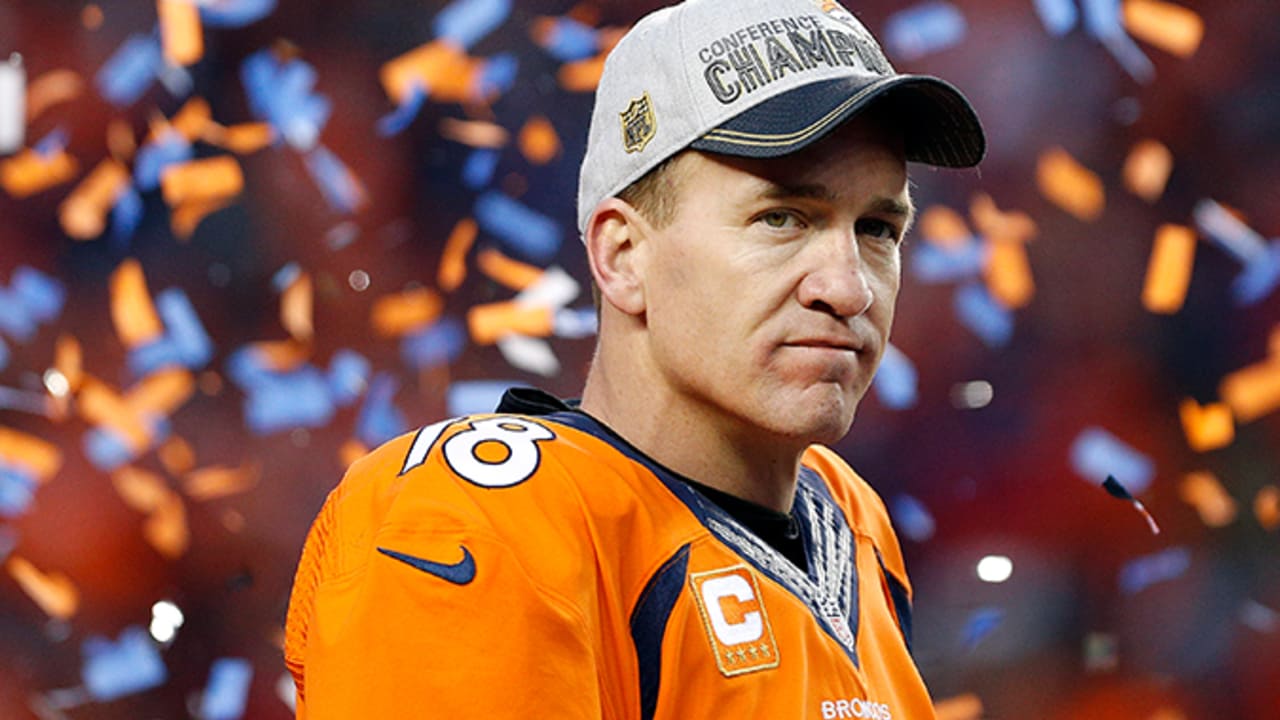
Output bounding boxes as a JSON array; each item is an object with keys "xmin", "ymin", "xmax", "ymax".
[{"xmin": 580, "ymin": 360, "xmax": 805, "ymax": 513}]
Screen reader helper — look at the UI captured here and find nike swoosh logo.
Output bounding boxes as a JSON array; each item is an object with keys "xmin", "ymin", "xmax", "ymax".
[{"xmin": 378, "ymin": 545, "xmax": 476, "ymax": 585}]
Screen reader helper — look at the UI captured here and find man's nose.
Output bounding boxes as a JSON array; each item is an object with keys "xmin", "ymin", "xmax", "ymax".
[{"xmin": 795, "ymin": 230, "xmax": 874, "ymax": 319}]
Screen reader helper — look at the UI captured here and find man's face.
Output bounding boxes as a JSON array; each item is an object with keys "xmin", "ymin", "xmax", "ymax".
[{"xmin": 637, "ymin": 115, "xmax": 910, "ymax": 447}]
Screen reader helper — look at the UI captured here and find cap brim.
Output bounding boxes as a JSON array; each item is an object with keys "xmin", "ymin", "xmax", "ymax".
[{"xmin": 690, "ymin": 74, "xmax": 986, "ymax": 168}]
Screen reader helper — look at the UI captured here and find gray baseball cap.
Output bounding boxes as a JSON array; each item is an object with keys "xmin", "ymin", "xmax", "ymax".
[{"xmin": 577, "ymin": 0, "xmax": 987, "ymax": 233}]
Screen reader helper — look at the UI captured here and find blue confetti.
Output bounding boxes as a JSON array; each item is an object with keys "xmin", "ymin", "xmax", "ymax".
[
  {"xmin": 376, "ymin": 82, "xmax": 428, "ymax": 137},
  {"xmin": 127, "ymin": 289, "xmax": 212, "ymax": 376},
  {"xmin": 909, "ymin": 237, "xmax": 987, "ymax": 283},
  {"xmin": 473, "ymin": 53, "xmax": 518, "ymax": 100},
  {"xmin": 226, "ymin": 346, "xmax": 274, "ymax": 391},
  {"xmin": 11, "ymin": 266, "xmax": 65, "ymax": 325},
  {"xmin": 462, "ymin": 148, "xmax": 500, "ymax": 190},
  {"xmin": 1119, "ymin": 546, "xmax": 1190, "ymax": 594},
  {"xmin": 133, "ymin": 131, "xmax": 193, "ymax": 191},
  {"xmin": 0, "ymin": 337, "xmax": 7, "ymax": 373},
  {"xmin": 199, "ymin": 0, "xmax": 278, "ymax": 28},
  {"xmin": 81, "ymin": 626, "xmax": 168, "ymax": 701},
  {"xmin": 961, "ymin": 607, "xmax": 1005, "ymax": 652},
  {"xmin": 303, "ymin": 144, "xmax": 364, "ymax": 214},
  {"xmin": 537, "ymin": 17, "xmax": 602, "ymax": 62},
  {"xmin": 1069, "ymin": 426, "xmax": 1155, "ymax": 495},
  {"xmin": 83, "ymin": 417, "xmax": 170, "ymax": 472},
  {"xmin": 156, "ymin": 288, "xmax": 213, "ymax": 368},
  {"xmin": 401, "ymin": 317, "xmax": 467, "ymax": 370},
  {"xmin": 1032, "ymin": 0, "xmax": 1079, "ymax": 36},
  {"xmin": 241, "ymin": 50, "xmax": 331, "ymax": 150},
  {"xmin": 96, "ymin": 33, "xmax": 163, "ymax": 107},
  {"xmin": 1232, "ymin": 239, "xmax": 1280, "ymax": 306},
  {"xmin": 355, "ymin": 373, "xmax": 408, "ymax": 447},
  {"xmin": 243, "ymin": 366, "xmax": 336, "ymax": 435},
  {"xmin": 0, "ymin": 465, "xmax": 36, "ymax": 518},
  {"xmin": 1081, "ymin": 0, "xmax": 1153, "ymax": 82},
  {"xmin": 474, "ymin": 191, "xmax": 562, "ymax": 263},
  {"xmin": 883, "ymin": 2, "xmax": 967, "ymax": 61},
  {"xmin": 954, "ymin": 282, "xmax": 1013, "ymax": 348},
  {"xmin": 271, "ymin": 262, "xmax": 302, "ymax": 292},
  {"xmin": 872, "ymin": 342, "xmax": 918, "ymax": 410},
  {"xmin": 111, "ymin": 184, "xmax": 144, "ymax": 240},
  {"xmin": 447, "ymin": 380, "xmax": 518, "ymax": 416},
  {"xmin": 199, "ymin": 658, "xmax": 254, "ymax": 720},
  {"xmin": 0, "ymin": 289, "xmax": 36, "ymax": 342},
  {"xmin": 554, "ymin": 307, "xmax": 598, "ymax": 339},
  {"xmin": 327, "ymin": 349, "xmax": 370, "ymax": 407},
  {"xmin": 32, "ymin": 128, "xmax": 69, "ymax": 157},
  {"xmin": 434, "ymin": 0, "xmax": 512, "ymax": 50},
  {"xmin": 889, "ymin": 494, "xmax": 936, "ymax": 542}
]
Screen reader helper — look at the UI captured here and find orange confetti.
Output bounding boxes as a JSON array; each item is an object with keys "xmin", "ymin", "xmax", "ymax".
[
  {"xmin": 107, "ymin": 119, "xmax": 137, "ymax": 162},
  {"xmin": 127, "ymin": 368, "xmax": 195, "ymax": 417},
  {"xmin": 1142, "ymin": 224, "xmax": 1197, "ymax": 314},
  {"xmin": 249, "ymin": 339, "xmax": 311, "ymax": 372},
  {"xmin": 1124, "ymin": 0, "xmax": 1204, "ymax": 58},
  {"xmin": 112, "ymin": 465, "xmax": 171, "ymax": 513},
  {"xmin": 438, "ymin": 118, "xmax": 509, "ymax": 149},
  {"xmin": 340, "ymin": 439, "xmax": 369, "ymax": 468},
  {"xmin": 1219, "ymin": 357, "xmax": 1280, "ymax": 424},
  {"xmin": 6, "ymin": 556, "xmax": 79, "ymax": 620},
  {"xmin": 438, "ymin": 218, "xmax": 478, "ymax": 291},
  {"xmin": 1036, "ymin": 147, "xmax": 1105, "ymax": 221},
  {"xmin": 158, "ymin": 0, "xmax": 204, "ymax": 66},
  {"xmin": 1178, "ymin": 398, "xmax": 1234, "ymax": 452},
  {"xmin": 82, "ymin": 3, "xmax": 104, "ymax": 30},
  {"xmin": 202, "ymin": 121, "xmax": 275, "ymax": 154},
  {"xmin": 161, "ymin": 156, "xmax": 243, "ymax": 206},
  {"xmin": 518, "ymin": 116, "xmax": 561, "ymax": 165},
  {"xmin": 109, "ymin": 259, "xmax": 164, "ymax": 349},
  {"xmin": 477, "ymin": 248, "xmax": 544, "ymax": 291},
  {"xmin": 54, "ymin": 334, "xmax": 83, "ymax": 394},
  {"xmin": 1178, "ymin": 472, "xmax": 1237, "ymax": 528},
  {"xmin": 158, "ymin": 436, "xmax": 196, "ymax": 476},
  {"xmin": 171, "ymin": 196, "xmax": 235, "ymax": 240},
  {"xmin": 984, "ymin": 237, "xmax": 1035, "ymax": 309},
  {"xmin": 144, "ymin": 493, "xmax": 189, "ymax": 558},
  {"xmin": 0, "ymin": 147, "xmax": 79, "ymax": 198},
  {"xmin": 381, "ymin": 40, "xmax": 478, "ymax": 105},
  {"xmin": 468, "ymin": 301, "xmax": 554, "ymax": 345},
  {"xmin": 918, "ymin": 205, "xmax": 972, "ymax": 248},
  {"xmin": 165, "ymin": 97, "xmax": 212, "ymax": 142},
  {"xmin": 1255, "ymin": 486, "xmax": 1280, "ymax": 531},
  {"xmin": 77, "ymin": 377, "xmax": 152, "ymax": 452},
  {"xmin": 25, "ymin": 69, "xmax": 83, "ymax": 122},
  {"xmin": 0, "ymin": 426, "xmax": 62, "ymax": 482},
  {"xmin": 558, "ymin": 54, "xmax": 607, "ymax": 92},
  {"xmin": 934, "ymin": 693, "xmax": 983, "ymax": 720},
  {"xmin": 281, "ymin": 271, "xmax": 314, "ymax": 343},
  {"xmin": 59, "ymin": 158, "xmax": 130, "ymax": 240},
  {"xmin": 371, "ymin": 288, "xmax": 444, "ymax": 338},
  {"xmin": 1123, "ymin": 139, "xmax": 1174, "ymax": 202},
  {"xmin": 970, "ymin": 193, "xmax": 1037, "ymax": 245},
  {"xmin": 183, "ymin": 463, "xmax": 260, "ymax": 501}
]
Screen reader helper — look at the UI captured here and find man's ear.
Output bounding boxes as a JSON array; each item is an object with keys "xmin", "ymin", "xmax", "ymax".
[{"xmin": 584, "ymin": 198, "xmax": 648, "ymax": 316}]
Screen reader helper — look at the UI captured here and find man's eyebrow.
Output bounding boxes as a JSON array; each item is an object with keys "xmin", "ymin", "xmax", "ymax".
[{"xmin": 759, "ymin": 182, "xmax": 916, "ymax": 225}]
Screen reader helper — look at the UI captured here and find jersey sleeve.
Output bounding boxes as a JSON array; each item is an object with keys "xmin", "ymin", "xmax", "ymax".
[{"xmin": 283, "ymin": 427, "xmax": 605, "ymax": 719}]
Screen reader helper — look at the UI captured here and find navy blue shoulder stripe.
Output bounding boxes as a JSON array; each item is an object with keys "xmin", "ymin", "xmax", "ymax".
[
  {"xmin": 630, "ymin": 543, "xmax": 691, "ymax": 720},
  {"xmin": 875, "ymin": 547, "xmax": 914, "ymax": 654}
]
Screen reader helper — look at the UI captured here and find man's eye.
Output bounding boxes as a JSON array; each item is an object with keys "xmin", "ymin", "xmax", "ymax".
[
  {"xmin": 856, "ymin": 218, "xmax": 900, "ymax": 242},
  {"xmin": 759, "ymin": 210, "xmax": 800, "ymax": 229}
]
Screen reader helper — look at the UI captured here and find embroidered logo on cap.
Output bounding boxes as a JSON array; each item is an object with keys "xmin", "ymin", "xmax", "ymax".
[
  {"xmin": 619, "ymin": 92, "xmax": 657, "ymax": 153},
  {"xmin": 689, "ymin": 565, "xmax": 780, "ymax": 676},
  {"xmin": 813, "ymin": 0, "xmax": 858, "ymax": 26}
]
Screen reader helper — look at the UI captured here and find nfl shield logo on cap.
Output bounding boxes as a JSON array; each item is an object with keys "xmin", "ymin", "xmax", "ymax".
[{"xmin": 620, "ymin": 92, "xmax": 658, "ymax": 154}]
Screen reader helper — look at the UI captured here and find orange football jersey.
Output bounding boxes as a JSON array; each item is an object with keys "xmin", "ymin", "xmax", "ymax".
[{"xmin": 285, "ymin": 391, "xmax": 935, "ymax": 719}]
